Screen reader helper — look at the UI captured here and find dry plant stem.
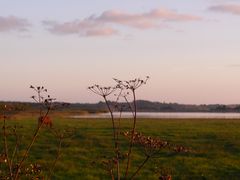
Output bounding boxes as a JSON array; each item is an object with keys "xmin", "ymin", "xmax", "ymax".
[
  {"xmin": 116, "ymin": 109, "xmax": 122, "ymax": 180},
  {"xmin": 103, "ymin": 96, "xmax": 120, "ymax": 180},
  {"xmin": 124, "ymin": 96, "xmax": 134, "ymax": 117},
  {"xmin": 38, "ymin": 92, "xmax": 44, "ymax": 116},
  {"xmin": 117, "ymin": 109, "xmax": 122, "ymax": 146},
  {"xmin": 103, "ymin": 96, "xmax": 117, "ymax": 147},
  {"xmin": 14, "ymin": 109, "xmax": 50, "ymax": 180},
  {"xmin": 3, "ymin": 116, "xmax": 13, "ymax": 180},
  {"xmin": 124, "ymin": 89, "xmax": 137, "ymax": 179},
  {"xmin": 10, "ymin": 128, "xmax": 19, "ymax": 169},
  {"xmin": 48, "ymin": 137, "xmax": 63, "ymax": 180},
  {"xmin": 129, "ymin": 155, "xmax": 150, "ymax": 180}
]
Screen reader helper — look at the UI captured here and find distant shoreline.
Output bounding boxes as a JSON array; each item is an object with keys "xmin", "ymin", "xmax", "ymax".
[{"xmin": 2, "ymin": 100, "xmax": 240, "ymax": 113}]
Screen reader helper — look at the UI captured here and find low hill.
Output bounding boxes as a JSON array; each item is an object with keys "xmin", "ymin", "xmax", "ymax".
[{"xmin": 1, "ymin": 100, "xmax": 240, "ymax": 113}]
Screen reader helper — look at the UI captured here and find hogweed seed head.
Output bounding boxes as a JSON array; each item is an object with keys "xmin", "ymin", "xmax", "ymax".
[
  {"xmin": 30, "ymin": 85, "xmax": 56, "ymax": 109},
  {"xmin": 88, "ymin": 84, "xmax": 116, "ymax": 97},
  {"xmin": 114, "ymin": 76, "xmax": 149, "ymax": 91},
  {"xmin": 122, "ymin": 131, "xmax": 191, "ymax": 156}
]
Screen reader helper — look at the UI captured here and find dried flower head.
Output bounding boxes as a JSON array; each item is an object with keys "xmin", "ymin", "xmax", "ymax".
[
  {"xmin": 30, "ymin": 85, "xmax": 56, "ymax": 109},
  {"xmin": 114, "ymin": 76, "xmax": 149, "ymax": 91},
  {"xmin": 122, "ymin": 131, "xmax": 169, "ymax": 156},
  {"xmin": 88, "ymin": 84, "xmax": 116, "ymax": 97},
  {"xmin": 30, "ymin": 85, "xmax": 47, "ymax": 93},
  {"xmin": 124, "ymin": 131, "xmax": 168, "ymax": 148},
  {"xmin": 122, "ymin": 131, "xmax": 191, "ymax": 156}
]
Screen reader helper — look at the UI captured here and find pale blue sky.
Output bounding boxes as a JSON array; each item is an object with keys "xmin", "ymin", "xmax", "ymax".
[{"xmin": 0, "ymin": 0, "xmax": 240, "ymax": 104}]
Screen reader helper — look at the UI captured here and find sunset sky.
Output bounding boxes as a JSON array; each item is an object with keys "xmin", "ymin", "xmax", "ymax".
[{"xmin": 0, "ymin": 0, "xmax": 240, "ymax": 104}]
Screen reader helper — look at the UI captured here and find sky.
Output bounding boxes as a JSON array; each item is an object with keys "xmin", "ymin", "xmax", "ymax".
[{"xmin": 0, "ymin": 0, "xmax": 240, "ymax": 104}]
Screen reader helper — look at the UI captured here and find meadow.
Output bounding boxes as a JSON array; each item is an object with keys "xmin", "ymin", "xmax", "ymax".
[{"xmin": 1, "ymin": 115, "xmax": 240, "ymax": 179}]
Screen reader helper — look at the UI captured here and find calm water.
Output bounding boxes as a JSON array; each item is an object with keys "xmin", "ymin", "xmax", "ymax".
[{"xmin": 72, "ymin": 112, "xmax": 240, "ymax": 119}]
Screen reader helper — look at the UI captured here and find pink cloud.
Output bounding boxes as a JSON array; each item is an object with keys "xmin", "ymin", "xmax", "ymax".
[
  {"xmin": 85, "ymin": 28, "xmax": 118, "ymax": 36},
  {"xmin": 43, "ymin": 8, "xmax": 201, "ymax": 36},
  {"xmin": 209, "ymin": 4, "xmax": 240, "ymax": 15},
  {"xmin": 42, "ymin": 20, "xmax": 117, "ymax": 36},
  {"xmin": 149, "ymin": 9, "xmax": 201, "ymax": 21},
  {"xmin": 94, "ymin": 9, "xmax": 201, "ymax": 29},
  {"xmin": 0, "ymin": 16, "xmax": 30, "ymax": 32},
  {"xmin": 91, "ymin": 10, "xmax": 155, "ymax": 29}
]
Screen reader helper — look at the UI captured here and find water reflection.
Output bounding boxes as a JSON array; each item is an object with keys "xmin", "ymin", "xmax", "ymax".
[{"xmin": 72, "ymin": 112, "xmax": 240, "ymax": 119}]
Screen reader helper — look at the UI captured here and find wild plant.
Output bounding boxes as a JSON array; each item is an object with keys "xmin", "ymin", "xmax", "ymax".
[
  {"xmin": 12, "ymin": 85, "xmax": 55, "ymax": 179},
  {"xmin": 0, "ymin": 86, "xmax": 73, "ymax": 180},
  {"xmin": 89, "ymin": 77, "xmax": 190, "ymax": 179}
]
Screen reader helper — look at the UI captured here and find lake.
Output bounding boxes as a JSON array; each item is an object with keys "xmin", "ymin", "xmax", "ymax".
[{"xmin": 72, "ymin": 112, "xmax": 240, "ymax": 119}]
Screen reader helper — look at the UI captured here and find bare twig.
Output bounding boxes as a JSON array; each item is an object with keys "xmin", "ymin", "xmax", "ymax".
[
  {"xmin": 48, "ymin": 135, "xmax": 63, "ymax": 180},
  {"xmin": 14, "ymin": 85, "xmax": 55, "ymax": 180},
  {"xmin": 103, "ymin": 96, "xmax": 120, "ymax": 180},
  {"xmin": 14, "ymin": 108, "xmax": 50, "ymax": 180},
  {"xmin": 10, "ymin": 126, "xmax": 20, "ymax": 169},
  {"xmin": 88, "ymin": 84, "xmax": 120, "ymax": 179},
  {"xmin": 124, "ymin": 89, "xmax": 137, "ymax": 179},
  {"xmin": 130, "ymin": 155, "xmax": 150, "ymax": 180},
  {"xmin": 3, "ymin": 108, "xmax": 13, "ymax": 180}
]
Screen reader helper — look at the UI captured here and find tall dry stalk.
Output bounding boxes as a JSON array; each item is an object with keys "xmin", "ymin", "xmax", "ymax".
[
  {"xmin": 88, "ymin": 85, "xmax": 121, "ymax": 179},
  {"xmin": 89, "ymin": 77, "xmax": 190, "ymax": 179},
  {"xmin": 89, "ymin": 77, "xmax": 149, "ymax": 179},
  {"xmin": 14, "ymin": 85, "xmax": 55, "ymax": 180},
  {"xmin": 114, "ymin": 77, "xmax": 149, "ymax": 179},
  {"xmin": 0, "ymin": 85, "xmax": 73, "ymax": 179}
]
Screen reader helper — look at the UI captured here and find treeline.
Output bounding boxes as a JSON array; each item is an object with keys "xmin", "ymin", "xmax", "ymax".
[
  {"xmin": 1, "ymin": 100, "xmax": 240, "ymax": 113},
  {"xmin": 134, "ymin": 100, "xmax": 240, "ymax": 112}
]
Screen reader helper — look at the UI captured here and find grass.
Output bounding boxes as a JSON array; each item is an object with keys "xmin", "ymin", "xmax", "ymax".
[{"xmin": 1, "ymin": 116, "xmax": 240, "ymax": 179}]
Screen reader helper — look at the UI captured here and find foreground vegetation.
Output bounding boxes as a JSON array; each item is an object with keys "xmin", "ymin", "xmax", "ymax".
[{"xmin": 1, "ymin": 116, "xmax": 240, "ymax": 179}]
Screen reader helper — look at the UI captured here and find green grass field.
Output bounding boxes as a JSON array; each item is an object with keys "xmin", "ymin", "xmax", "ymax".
[{"xmin": 1, "ymin": 116, "xmax": 240, "ymax": 179}]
